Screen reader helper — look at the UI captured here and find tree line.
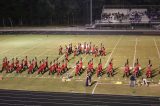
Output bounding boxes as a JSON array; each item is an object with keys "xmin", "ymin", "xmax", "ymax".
[{"xmin": 0, "ymin": 0, "xmax": 159, "ymax": 27}]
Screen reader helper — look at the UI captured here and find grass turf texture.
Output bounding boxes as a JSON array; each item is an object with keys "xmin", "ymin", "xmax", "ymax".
[{"xmin": 0, "ymin": 35, "xmax": 160, "ymax": 96}]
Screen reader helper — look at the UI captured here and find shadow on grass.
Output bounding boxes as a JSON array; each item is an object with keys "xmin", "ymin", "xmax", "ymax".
[
  {"xmin": 69, "ymin": 76, "xmax": 73, "ymax": 79},
  {"xmin": 69, "ymin": 56, "xmax": 75, "ymax": 62},
  {"xmin": 101, "ymin": 70, "xmax": 106, "ymax": 77},
  {"xmin": 113, "ymin": 67, "xmax": 119, "ymax": 73},
  {"xmin": 151, "ymin": 68, "xmax": 159, "ymax": 78},
  {"xmin": 79, "ymin": 68, "xmax": 87, "ymax": 76},
  {"xmin": 106, "ymin": 52, "xmax": 111, "ymax": 56},
  {"xmin": 42, "ymin": 69, "xmax": 49, "ymax": 75},
  {"xmin": 106, "ymin": 67, "xmax": 119, "ymax": 77},
  {"xmin": 134, "ymin": 67, "xmax": 145, "ymax": 78},
  {"xmin": 90, "ymin": 81, "xmax": 97, "ymax": 86},
  {"xmin": 60, "ymin": 68, "xmax": 70, "ymax": 76},
  {"xmin": 20, "ymin": 68, "xmax": 27, "ymax": 73},
  {"xmin": 90, "ymin": 69, "xmax": 96, "ymax": 77}
]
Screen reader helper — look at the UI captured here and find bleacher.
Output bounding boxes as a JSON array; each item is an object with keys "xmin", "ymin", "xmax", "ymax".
[
  {"xmin": 101, "ymin": 8, "xmax": 150, "ymax": 24},
  {"xmin": 101, "ymin": 9, "xmax": 129, "ymax": 23},
  {"xmin": 92, "ymin": 6, "xmax": 160, "ymax": 29},
  {"xmin": 129, "ymin": 9, "xmax": 149, "ymax": 23}
]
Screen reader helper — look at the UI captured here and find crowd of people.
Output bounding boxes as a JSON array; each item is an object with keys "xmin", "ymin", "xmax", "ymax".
[
  {"xmin": 0, "ymin": 56, "xmax": 68, "ymax": 76},
  {"xmin": 123, "ymin": 59, "xmax": 153, "ymax": 79},
  {"xmin": 59, "ymin": 42, "xmax": 106, "ymax": 58},
  {"xmin": 0, "ymin": 42, "xmax": 157, "ymax": 80},
  {"xmin": 100, "ymin": 8, "xmax": 160, "ymax": 23},
  {"xmin": 101, "ymin": 12, "xmax": 127, "ymax": 23}
]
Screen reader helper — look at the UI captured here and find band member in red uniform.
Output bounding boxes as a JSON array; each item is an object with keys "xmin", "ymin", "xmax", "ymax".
[
  {"xmin": 55, "ymin": 58, "xmax": 59, "ymax": 72},
  {"xmin": 15, "ymin": 58, "xmax": 19, "ymax": 70},
  {"xmin": 65, "ymin": 52, "xmax": 69, "ymax": 62},
  {"xmin": 133, "ymin": 63, "xmax": 139, "ymax": 77},
  {"xmin": 34, "ymin": 57, "xmax": 38, "ymax": 70},
  {"xmin": 24, "ymin": 56, "xmax": 28, "ymax": 69},
  {"xmin": 16, "ymin": 59, "xmax": 24, "ymax": 73},
  {"xmin": 146, "ymin": 60, "xmax": 152, "ymax": 78},
  {"xmin": 87, "ymin": 59, "xmax": 94, "ymax": 73},
  {"xmin": 1, "ymin": 57, "xmax": 7, "ymax": 72},
  {"xmin": 61, "ymin": 60, "xmax": 65, "ymax": 73},
  {"xmin": 89, "ymin": 42, "xmax": 92, "ymax": 53},
  {"xmin": 107, "ymin": 60, "xmax": 113, "ymax": 77},
  {"xmin": 52, "ymin": 60, "xmax": 56, "ymax": 73},
  {"xmin": 44, "ymin": 57, "xmax": 48, "ymax": 71},
  {"xmin": 49, "ymin": 61, "xmax": 54, "ymax": 75},
  {"xmin": 74, "ymin": 47, "xmax": 77, "ymax": 57},
  {"xmin": 28, "ymin": 61, "xmax": 34, "ymax": 74},
  {"xmin": 79, "ymin": 58, "xmax": 83, "ymax": 72},
  {"xmin": 101, "ymin": 46, "xmax": 106, "ymax": 56},
  {"xmin": 68, "ymin": 43, "xmax": 73, "ymax": 54},
  {"xmin": 83, "ymin": 42, "xmax": 86, "ymax": 53},
  {"xmin": 6, "ymin": 61, "xmax": 10, "ymax": 73},
  {"xmin": 37, "ymin": 61, "xmax": 42, "ymax": 74},
  {"xmin": 75, "ymin": 61, "xmax": 80, "ymax": 76},
  {"xmin": 65, "ymin": 45, "xmax": 69, "ymax": 54},
  {"xmin": 94, "ymin": 46, "xmax": 98, "ymax": 57},
  {"xmin": 64, "ymin": 59, "xmax": 68, "ymax": 72},
  {"xmin": 123, "ymin": 59, "xmax": 130, "ymax": 77},
  {"xmin": 87, "ymin": 60, "xmax": 91, "ymax": 74},
  {"xmin": 59, "ymin": 45, "xmax": 63, "ymax": 55},
  {"xmin": 10, "ymin": 58, "xmax": 15, "ymax": 72},
  {"xmin": 92, "ymin": 45, "xmax": 95, "ymax": 55},
  {"xmin": 57, "ymin": 63, "xmax": 61, "ymax": 76},
  {"xmin": 86, "ymin": 44, "xmax": 90, "ymax": 54},
  {"xmin": 133, "ymin": 59, "xmax": 141, "ymax": 77},
  {"xmin": 70, "ymin": 43, "xmax": 73, "ymax": 54},
  {"xmin": 97, "ymin": 59, "xmax": 102, "ymax": 77}
]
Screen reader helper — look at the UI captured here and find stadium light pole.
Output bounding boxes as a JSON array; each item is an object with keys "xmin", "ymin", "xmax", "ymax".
[{"xmin": 90, "ymin": 0, "xmax": 93, "ymax": 25}]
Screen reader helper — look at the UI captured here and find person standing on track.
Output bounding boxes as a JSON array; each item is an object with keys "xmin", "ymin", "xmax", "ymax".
[
  {"xmin": 86, "ymin": 72, "xmax": 91, "ymax": 87},
  {"xmin": 130, "ymin": 74, "xmax": 136, "ymax": 87}
]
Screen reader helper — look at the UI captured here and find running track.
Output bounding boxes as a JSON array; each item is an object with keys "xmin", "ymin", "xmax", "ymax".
[
  {"xmin": 0, "ymin": 89, "xmax": 159, "ymax": 106},
  {"xmin": 0, "ymin": 27, "xmax": 160, "ymax": 35}
]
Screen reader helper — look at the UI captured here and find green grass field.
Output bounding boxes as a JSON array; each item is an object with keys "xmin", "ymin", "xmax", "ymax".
[{"xmin": 0, "ymin": 35, "xmax": 160, "ymax": 96}]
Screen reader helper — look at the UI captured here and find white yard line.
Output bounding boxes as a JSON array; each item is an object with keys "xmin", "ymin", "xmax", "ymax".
[
  {"xmin": 153, "ymin": 38, "xmax": 160, "ymax": 59},
  {"xmin": 97, "ymin": 82, "xmax": 129, "ymax": 86},
  {"xmin": 104, "ymin": 36, "xmax": 122, "ymax": 68},
  {"xmin": 132, "ymin": 38, "xmax": 138, "ymax": 68},
  {"xmin": 92, "ymin": 36, "xmax": 122, "ymax": 94},
  {"xmin": 91, "ymin": 82, "xmax": 98, "ymax": 94},
  {"xmin": 58, "ymin": 54, "xmax": 65, "ymax": 61},
  {"xmin": 0, "ymin": 49, "xmax": 11, "ymax": 55}
]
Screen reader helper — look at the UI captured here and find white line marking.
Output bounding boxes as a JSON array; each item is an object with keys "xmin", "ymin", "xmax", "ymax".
[
  {"xmin": 0, "ymin": 49, "xmax": 11, "ymax": 55},
  {"xmin": 92, "ymin": 36, "xmax": 122, "ymax": 94},
  {"xmin": 104, "ymin": 36, "xmax": 122, "ymax": 68},
  {"xmin": 13, "ymin": 38, "xmax": 44, "ymax": 58},
  {"xmin": 132, "ymin": 38, "xmax": 138, "ymax": 68},
  {"xmin": 91, "ymin": 82, "xmax": 98, "ymax": 94},
  {"xmin": 6, "ymin": 74, "xmax": 10, "ymax": 77},
  {"xmin": 36, "ymin": 75, "xmax": 39, "ymax": 78},
  {"xmin": 153, "ymin": 38, "xmax": 160, "ymax": 59}
]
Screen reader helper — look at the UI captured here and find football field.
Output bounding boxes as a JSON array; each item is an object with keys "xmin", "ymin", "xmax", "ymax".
[{"xmin": 0, "ymin": 35, "xmax": 160, "ymax": 96}]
